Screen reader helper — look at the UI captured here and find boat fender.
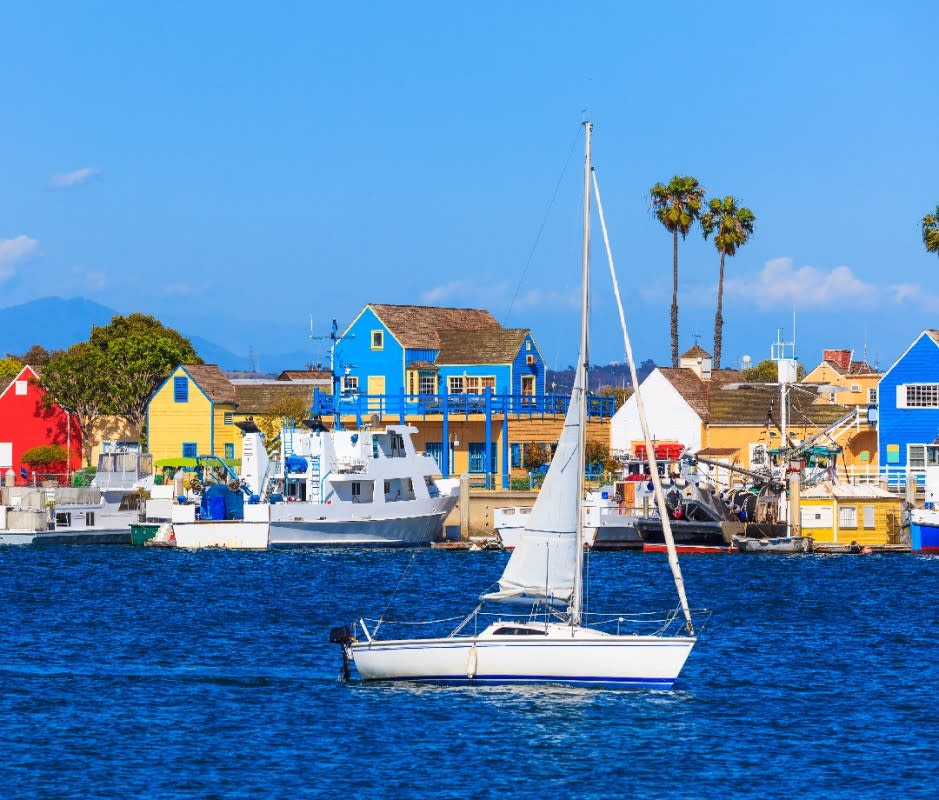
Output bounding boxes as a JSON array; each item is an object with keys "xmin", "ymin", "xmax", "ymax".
[{"xmin": 467, "ymin": 644, "xmax": 478, "ymax": 679}]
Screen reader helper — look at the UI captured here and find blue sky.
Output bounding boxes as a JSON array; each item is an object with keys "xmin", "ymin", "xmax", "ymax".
[{"xmin": 2, "ymin": 2, "xmax": 937, "ymax": 373}]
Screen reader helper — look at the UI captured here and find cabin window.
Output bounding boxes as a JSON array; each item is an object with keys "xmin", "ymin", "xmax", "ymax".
[
  {"xmin": 839, "ymin": 506, "xmax": 857, "ymax": 528},
  {"xmin": 55, "ymin": 512, "xmax": 72, "ymax": 527},
  {"xmin": 86, "ymin": 512, "xmax": 95, "ymax": 527},
  {"xmin": 174, "ymin": 377, "xmax": 189, "ymax": 403},
  {"xmin": 384, "ymin": 480, "xmax": 391, "ymax": 494},
  {"xmin": 182, "ymin": 442, "xmax": 198, "ymax": 458},
  {"xmin": 224, "ymin": 412, "xmax": 234, "ymax": 425},
  {"xmin": 492, "ymin": 626, "xmax": 547, "ymax": 636},
  {"xmin": 224, "ymin": 443, "xmax": 235, "ymax": 460},
  {"xmin": 14, "ymin": 380, "xmax": 27, "ymax": 395},
  {"xmin": 371, "ymin": 330, "xmax": 384, "ymax": 350},
  {"xmin": 419, "ymin": 373, "xmax": 436, "ymax": 395},
  {"xmin": 863, "ymin": 505, "xmax": 875, "ymax": 529},
  {"xmin": 351, "ymin": 482, "xmax": 361, "ymax": 499}
]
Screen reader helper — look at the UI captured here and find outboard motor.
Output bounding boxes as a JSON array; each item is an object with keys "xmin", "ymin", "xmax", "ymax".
[{"xmin": 329, "ymin": 625, "xmax": 356, "ymax": 682}]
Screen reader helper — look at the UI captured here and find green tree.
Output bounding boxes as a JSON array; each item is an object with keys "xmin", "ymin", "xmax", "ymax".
[
  {"xmin": 650, "ymin": 176, "xmax": 706, "ymax": 368},
  {"xmin": 700, "ymin": 196, "xmax": 756, "ymax": 369},
  {"xmin": 0, "ymin": 356, "xmax": 22, "ymax": 378},
  {"xmin": 16, "ymin": 344, "xmax": 54, "ymax": 366},
  {"xmin": 38, "ymin": 343, "xmax": 110, "ymax": 466},
  {"xmin": 923, "ymin": 205, "xmax": 939, "ymax": 257},
  {"xmin": 21, "ymin": 444, "xmax": 70, "ymax": 480},
  {"xmin": 90, "ymin": 314, "xmax": 202, "ymax": 429},
  {"xmin": 742, "ymin": 359, "xmax": 805, "ymax": 382},
  {"xmin": 597, "ymin": 385, "xmax": 633, "ymax": 410}
]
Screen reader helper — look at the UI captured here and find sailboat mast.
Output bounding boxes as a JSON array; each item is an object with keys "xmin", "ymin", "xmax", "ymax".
[{"xmin": 571, "ymin": 120, "xmax": 592, "ymax": 627}]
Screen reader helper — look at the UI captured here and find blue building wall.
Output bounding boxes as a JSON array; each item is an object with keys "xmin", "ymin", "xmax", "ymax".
[
  {"xmin": 336, "ymin": 307, "xmax": 406, "ymax": 394},
  {"xmin": 511, "ymin": 333, "xmax": 544, "ymax": 397},
  {"xmin": 877, "ymin": 332, "xmax": 939, "ymax": 470}
]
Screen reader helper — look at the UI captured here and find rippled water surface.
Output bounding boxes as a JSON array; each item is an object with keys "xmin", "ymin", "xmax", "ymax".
[{"xmin": 1, "ymin": 546, "xmax": 936, "ymax": 799}]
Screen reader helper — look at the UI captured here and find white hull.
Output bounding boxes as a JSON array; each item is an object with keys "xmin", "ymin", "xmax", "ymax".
[
  {"xmin": 497, "ymin": 524, "xmax": 598, "ymax": 551},
  {"xmin": 269, "ymin": 496, "xmax": 457, "ymax": 546},
  {"xmin": 733, "ymin": 535, "xmax": 812, "ymax": 554},
  {"xmin": 350, "ymin": 623, "xmax": 695, "ymax": 689},
  {"xmin": 172, "ymin": 520, "xmax": 269, "ymax": 549}
]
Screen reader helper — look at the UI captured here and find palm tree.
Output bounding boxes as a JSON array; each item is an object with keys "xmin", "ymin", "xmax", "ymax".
[
  {"xmin": 924, "ymin": 206, "xmax": 939, "ymax": 257},
  {"xmin": 650, "ymin": 176, "xmax": 705, "ymax": 367},
  {"xmin": 700, "ymin": 196, "xmax": 756, "ymax": 369}
]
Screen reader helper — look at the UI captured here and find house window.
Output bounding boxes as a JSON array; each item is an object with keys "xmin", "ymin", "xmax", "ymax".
[
  {"xmin": 464, "ymin": 376, "xmax": 496, "ymax": 395},
  {"xmin": 511, "ymin": 442, "xmax": 522, "ymax": 468},
  {"xmin": 174, "ymin": 377, "xmax": 189, "ymax": 403},
  {"xmin": 182, "ymin": 442, "xmax": 198, "ymax": 458},
  {"xmin": 14, "ymin": 380, "xmax": 27, "ymax": 396},
  {"xmin": 903, "ymin": 383, "xmax": 939, "ymax": 408},
  {"xmin": 851, "ymin": 384, "xmax": 861, "ymax": 393},
  {"xmin": 521, "ymin": 375, "xmax": 535, "ymax": 403},
  {"xmin": 526, "ymin": 340, "xmax": 532, "ymax": 351},
  {"xmin": 224, "ymin": 443, "xmax": 235, "ymax": 460},
  {"xmin": 342, "ymin": 375, "xmax": 359, "ymax": 395},
  {"xmin": 839, "ymin": 505, "xmax": 857, "ymax": 528},
  {"xmin": 419, "ymin": 373, "xmax": 436, "ymax": 395},
  {"xmin": 371, "ymin": 330, "xmax": 384, "ymax": 350},
  {"xmin": 909, "ymin": 444, "xmax": 939, "ymax": 469},
  {"xmin": 448, "ymin": 376, "xmax": 465, "ymax": 395},
  {"xmin": 468, "ymin": 442, "xmax": 498, "ymax": 474},
  {"xmin": 863, "ymin": 505, "xmax": 875, "ymax": 529},
  {"xmin": 224, "ymin": 412, "xmax": 234, "ymax": 425},
  {"xmin": 868, "ymin": 388, "xmax": 878, "ymax": 404}
]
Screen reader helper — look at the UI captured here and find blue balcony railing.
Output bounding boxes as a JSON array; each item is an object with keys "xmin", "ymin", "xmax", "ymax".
[{"xmin": 313, "ymin": 390, "xmax": 615, "ymax": 422}]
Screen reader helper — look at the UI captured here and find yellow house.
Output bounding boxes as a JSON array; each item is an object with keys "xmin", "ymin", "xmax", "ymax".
[
  {"xmin": 146, "ymin": 365, "xmax": 240, "ymax": 464},
  {"xmin": 800, "ymin": 482, "xmax": 902, "ymax": 546},
  {"xmin": 802, "ymin": 348, "xmax": 880, "ymax": 408}
]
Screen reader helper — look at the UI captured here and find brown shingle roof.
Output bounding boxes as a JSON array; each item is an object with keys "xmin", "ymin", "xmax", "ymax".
[
  {"xmin": 233, "ymin": 383, "xmax": 313, "ymax": 415},
  {"xmin": 822, "ymin": 359, "xmax": 879, "ymax": 376},
  {"xmin": 276, "ymin": 369, "xmax": 332, "ymax": 382},
  {"xmin": 184, "ymin": 364, "xmax": 238, "ymax": 405},
  {"xmin": 437, "ymin": 328, "xmax": 529, "ymax": 365},
  {"xmin": 681, "ymin": 344, "xmax": 711, "ymax": 359},
  {"xmin": 708, "ymin": 384, "xmax": 853, "ymax": 426},
  {"xmin": 658, "ymin": 367, "xmax": 743, "ymax": 421},
  {"xmin": 369, "ymin": 304, "xmax": 500, "ymax": 349}
]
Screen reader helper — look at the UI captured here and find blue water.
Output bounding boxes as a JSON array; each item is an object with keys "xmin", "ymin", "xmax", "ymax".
[{"xmin": 1, "ymin": 547, "xmax": 936, "ymax": 799}]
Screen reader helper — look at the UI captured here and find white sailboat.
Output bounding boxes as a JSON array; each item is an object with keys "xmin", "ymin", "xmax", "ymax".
[{"xmin": 332, "ymin": 122, "xmax": 702, "ymax": 688}]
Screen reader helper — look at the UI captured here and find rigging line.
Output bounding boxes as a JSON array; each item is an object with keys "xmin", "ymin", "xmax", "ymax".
[
  {"xmin": 505, "ymin": 128, "xmax": 581, "ymax": 322},
  {"xmin": 375, "ymin": 551, "xmax": 419, "ymax": 634},
  {"xmin": 592, "ymin": 167, "xmax": 694, "ymax": 635}
]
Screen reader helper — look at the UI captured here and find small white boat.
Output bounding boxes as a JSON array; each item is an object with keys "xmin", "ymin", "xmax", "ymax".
[
  {"xmin": 733, "ymin": 534, "xmax": 813, "ymax": 553},
  {"xmin": 332, "ymin": 122, "xmax": 703, "ymax": 688}
]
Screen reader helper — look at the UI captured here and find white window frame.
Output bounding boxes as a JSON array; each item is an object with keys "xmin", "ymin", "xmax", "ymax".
[
  {"xmin": 839, "ymin": 505, "xmax": 857, "ymax": 528},
  {"xmin": 342, "ymin": 375, "xmax": 359, "ymax": 395},
  {"xmin": 907, "ymin": 444, "xmax": 939, "ymax": 469},
  {"xmin": 14, "ymin": 380, "xmax": 27, "ymax": 396},
  {"xmin": 868, "ymin": 387, "xmax": 878, "ymax": 404},
  {"xmin": 464, "ymin": 375, "xmax": 496, "ymax": 395},
  {"xmin": 448, "ymin": 376, "xmax": 465, "ymax": 395},
  {"xmin": 851, "ymin": 384, "xmax": 861, "ymax": 393},
  {"xmin": 897, "ymin": 383, "xmax": 939, "ymax": 408}
]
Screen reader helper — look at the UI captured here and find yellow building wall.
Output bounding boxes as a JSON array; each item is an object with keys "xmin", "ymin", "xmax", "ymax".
[
  {"xmin": 800, "ymin": 497, "xmax": 901, "ymax": 546},
  {"xmin": 147, "ymin": 367, "xmax": 213, "ymax": 462},
  {"xmin": 802, "ymin": 363, "xmax": 879, "ymax": 407},
  {"xmin": 212, "ymin": 405, "xmax": 241, "ymax": 460},
  {"xmin": 87, "ymin": 416, "xmax": 142, "ymax": 463}
]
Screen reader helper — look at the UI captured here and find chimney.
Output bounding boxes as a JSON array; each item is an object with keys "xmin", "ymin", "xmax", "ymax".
[{"xmin": 823, "ymin": 349, "xmax": 851, "ymax": 372}]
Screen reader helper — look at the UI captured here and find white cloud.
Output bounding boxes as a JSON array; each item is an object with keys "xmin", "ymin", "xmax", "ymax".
[
  {"xmin": 0, "ymin": 235, "xmax": 39, "ymax": 281},
  {"xmin": 50, "ymin": 167, "xmax": 100, "ymax": 189},
  {"xmin": 420, "ymin": 279, "xmax": 579, "ymax": 312},
  {"xmin": 726, "ymin": 257, "xmax": 876, "ymax": 309}
]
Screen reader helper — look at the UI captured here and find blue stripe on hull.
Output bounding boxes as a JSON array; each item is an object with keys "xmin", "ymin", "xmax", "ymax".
[{"xmin": 360, "ymin": 675, "xmax": 676, "ymax": 689}]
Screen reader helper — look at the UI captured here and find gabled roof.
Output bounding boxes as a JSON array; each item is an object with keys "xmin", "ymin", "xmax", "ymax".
[
  {"xmin": 183, "ymin": 364, "xmax": 238, "ymax": 405},
  {"xmin": 437, "ymin": 328, "xmax": 529, "ymax": 365},
  {"xmin": 233, "ymin": 383, "xmax": 313, "ymax": 415},
  {"xmin": 821, "ymin": 359, "xmax": 879, "ymax": 376},
  {"xmin": 369, "ymin": 304, "xmax": 501, "ymax": 349},
  {"xmin": 681, "ymin": 344, "xmax": 711, "ymax": 359},
  {"xmin": 881, "ymin": 330, "xmax": 939, "ymax": 382},
  {"xmin": 657, "ymin": 367, "xmax": 743, "ymax": 421},
  {"xmin": 0, "ymin": 365, "xmax": 41, "ymax": 402}
]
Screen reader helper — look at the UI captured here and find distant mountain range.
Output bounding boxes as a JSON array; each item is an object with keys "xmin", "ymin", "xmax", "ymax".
[
  {"xmin": 0, "ymin": 297, "xmax": 315, "ymax": 372},
  {"xmin": 0, "ymin": 297, "xmax": 656, "ymax": 382}
]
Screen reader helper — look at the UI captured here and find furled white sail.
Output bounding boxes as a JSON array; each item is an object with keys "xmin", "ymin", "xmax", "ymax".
[{"xmin": 481, "ymin": 362, "xmax": 584, "ymax": 606}]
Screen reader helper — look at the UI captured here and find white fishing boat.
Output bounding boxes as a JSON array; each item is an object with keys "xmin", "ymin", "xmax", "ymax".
[
  {"xmin": 493, "ymin": 488, "xmax": 615, "ymax": 550},
  {"xmin": 331, "ymin": 122, "xmax": 703, "ymax": 688},
  {"xmin": 242, "ymin": 419, "xmax": 459, "ymax": 546},
  {"xmin": 0, "ymin": 449, "xmax": 154, "ymax": 545}
]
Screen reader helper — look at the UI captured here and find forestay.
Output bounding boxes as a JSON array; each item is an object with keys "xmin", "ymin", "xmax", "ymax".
[{"xmin": 480, "ymin": 361, "xmax": 584, "ymax": 606}]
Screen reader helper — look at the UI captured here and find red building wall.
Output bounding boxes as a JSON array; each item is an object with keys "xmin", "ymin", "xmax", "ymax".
[{"xmin": 0, "ymin": 366, "xmax": 82, "ymax": 481}]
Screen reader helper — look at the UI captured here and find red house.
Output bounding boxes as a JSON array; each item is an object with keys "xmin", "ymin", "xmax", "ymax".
[{"xmin": 0, "ymin": 365, "xmax": 82, "ymax": 482}]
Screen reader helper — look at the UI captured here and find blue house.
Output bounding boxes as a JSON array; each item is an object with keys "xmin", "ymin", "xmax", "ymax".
[
  {"xmin": 333, "ymin": 303, "xmax": 545, "ymax": 410},
  {"xmin": 878, "ymin": 329, "xmax": 939, "ymax": 480}
]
